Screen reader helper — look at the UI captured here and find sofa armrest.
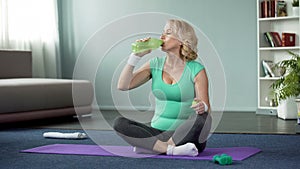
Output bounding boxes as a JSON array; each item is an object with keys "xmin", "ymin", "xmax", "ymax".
[{"xmin": 0, "ymin": 50, "xmax": 32, "ymax": 78}]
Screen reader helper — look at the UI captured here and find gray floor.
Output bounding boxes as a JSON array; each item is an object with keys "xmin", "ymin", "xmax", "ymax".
[{"xmin": 19, "ymin": 110, "xmax": 299, "ymax": 135}]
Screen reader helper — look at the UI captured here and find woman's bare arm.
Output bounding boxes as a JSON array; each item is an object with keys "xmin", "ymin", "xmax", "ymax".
[
  {"xmin": 192, "ymin": 69, "xmax": 210, "ymax": 113},
  {"xmin": 117, "ymin": 61, "xmax": 151, "ymax": 91}
]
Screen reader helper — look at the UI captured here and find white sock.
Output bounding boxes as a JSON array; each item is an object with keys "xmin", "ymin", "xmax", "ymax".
[{"xmin": 166, "ymin": 143, "xmax": 198, "ymax": 157}]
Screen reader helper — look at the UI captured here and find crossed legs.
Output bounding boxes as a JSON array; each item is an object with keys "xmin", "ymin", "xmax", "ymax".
[{"xmin": 113, "ymin": 112, "xmax": 211, "ymax": 156}]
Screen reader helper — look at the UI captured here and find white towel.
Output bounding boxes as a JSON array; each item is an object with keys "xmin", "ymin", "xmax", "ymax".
[{"xmin": 43, "ymin": 132, "xmax": 87, "ymax": 139}]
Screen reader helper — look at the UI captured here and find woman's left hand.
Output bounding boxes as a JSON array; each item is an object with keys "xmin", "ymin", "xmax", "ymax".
[{"xmin": 190, "ymin": 98, "xmax": 206, "ymax": 115}]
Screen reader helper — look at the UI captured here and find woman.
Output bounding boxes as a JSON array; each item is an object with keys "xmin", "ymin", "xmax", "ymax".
[{"xmin": 113, "ymin": 19, "xmax": 212, "ymax": 157}]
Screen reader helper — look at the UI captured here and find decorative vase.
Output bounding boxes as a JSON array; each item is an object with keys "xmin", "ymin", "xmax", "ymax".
[
  {"xmin": 292, "ymin": 7, "xmax": 299, "ymax": 16},
  {"xmin": 296, "ymin": 99, "xmax": 300, "ymax": 124},
  {"xmin": 277, "ymin": 97, "xmax": 297, "ymax": 119}
]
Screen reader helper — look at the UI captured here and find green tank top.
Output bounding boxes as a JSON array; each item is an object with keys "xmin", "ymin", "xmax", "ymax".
[{"xmin": 150, "ymin": 56, "xmax": 204, "ymax": 131}]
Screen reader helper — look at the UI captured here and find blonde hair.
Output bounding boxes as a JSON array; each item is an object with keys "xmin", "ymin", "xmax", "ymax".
[{"xmin": 164, "ymin": 19, "xmax": 198, "ymax": 61}]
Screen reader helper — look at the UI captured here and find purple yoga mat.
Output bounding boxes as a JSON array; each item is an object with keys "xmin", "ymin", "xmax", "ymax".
[{"xmin": 21, "ymin": 144, "xmax": 261, "ymax": 161}]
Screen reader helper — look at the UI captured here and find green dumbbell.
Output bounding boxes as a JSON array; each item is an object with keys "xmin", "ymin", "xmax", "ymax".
[{"xmin": 213, "ymin": 154, "xmax": 233, "ymax": 165}]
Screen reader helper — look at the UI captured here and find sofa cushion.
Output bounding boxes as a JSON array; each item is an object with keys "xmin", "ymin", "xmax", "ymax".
[
  {"xmin": 0, "ymin": 50, "xmax": 32, "ymax": 79},
  {"xmin": 0, "ymin": 78, "xmax": 93, "ymax": 114}
]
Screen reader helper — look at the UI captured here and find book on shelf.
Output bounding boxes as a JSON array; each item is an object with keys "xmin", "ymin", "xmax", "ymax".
[
  {"xmin": 263, "ymin": 31, "xmax": 283, "ymax": 47},
  {"xmin": 260, "ymin": 0, "xmax": 277, "ymax": 18},
  {"xmin": 261, "ymin": 0, "xmax": 269, "ymax": 18},
  {"xmin": 264, "ymin": 32, "xmax": 275, "ymax": 47},
  {"xmin": 277, "ymin": 1, "xmax": 287, "ymax": 17},
  {"xmin": 262, "ymin": 60, "xmax": 275, "ymax": 77},
  {"xmin": 282, "ymin": 32, "xmax": 296, "ymax": 47},
  {"xmin": 264, "ymin": 32, "xmax": 282, "ymax": 47},
  {"xmin": 270, "ymin": 0, "xmax": 276, "ymax": 17},
  {"xmin": 270, "ymin": 32, "xmax": 282, "ymax": 47}
]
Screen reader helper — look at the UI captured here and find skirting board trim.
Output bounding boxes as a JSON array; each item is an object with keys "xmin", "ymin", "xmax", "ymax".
[{"xmin": 92, "ymin": 105, "xmax": 256, "ymax": 112}]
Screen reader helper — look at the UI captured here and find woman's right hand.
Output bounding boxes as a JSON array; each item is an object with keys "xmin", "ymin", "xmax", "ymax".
[{"xmin": 134, "ymin": 37, "xmax": 152, "ymax": 57}]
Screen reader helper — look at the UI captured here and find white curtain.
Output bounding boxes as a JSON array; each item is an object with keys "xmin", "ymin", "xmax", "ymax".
[{"xmin": 0, "ymin": 0, "xmax": 61, "ymax": 78}]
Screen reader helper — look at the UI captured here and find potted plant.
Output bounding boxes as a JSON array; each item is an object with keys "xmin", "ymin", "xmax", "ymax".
[
  {"xmin": 292, "ymin": 0, "xmax": 299, "ymax": 16},
  {"xmin": 271, "ymin": 50, "xmax": 300, "ymax": 119}
]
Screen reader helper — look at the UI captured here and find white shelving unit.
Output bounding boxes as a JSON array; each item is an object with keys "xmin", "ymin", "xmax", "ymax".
[{"xmin": 257, "ymin": 0, "xmax": 300, "ymax": 115}]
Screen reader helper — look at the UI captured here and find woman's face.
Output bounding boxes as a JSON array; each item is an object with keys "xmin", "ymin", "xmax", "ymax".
[{"xmin": 160, "ymin": 27, "xmax": 182, "ymax": 53}]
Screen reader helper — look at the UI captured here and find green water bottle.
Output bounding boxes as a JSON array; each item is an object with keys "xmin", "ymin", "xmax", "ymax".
[{"xmin": 131, "ymin": 38, "xmax": 163, "ymax": 54}]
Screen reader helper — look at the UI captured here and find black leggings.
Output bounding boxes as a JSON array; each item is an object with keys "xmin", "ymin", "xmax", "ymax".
[{"xmin": 113, "ymin": 112, "xmax": 212, "ymax": 153}]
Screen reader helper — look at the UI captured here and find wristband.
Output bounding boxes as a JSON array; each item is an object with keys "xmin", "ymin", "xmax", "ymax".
[
  {"xmin": 201, "ymin": 101, "xmax": 208, "ymax": 112},
  {"xmin": 127, "ymin": 53, "xmax": 141, "ymax": 66}
]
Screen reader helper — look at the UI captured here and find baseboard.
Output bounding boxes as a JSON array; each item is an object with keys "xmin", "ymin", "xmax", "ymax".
[
  {"xmin": 93, "ymin": 105, "xmax": 154, "ymax": 111},
  {"xmin": 224, "ymin": 106, "xmax": 256, "ymax": 112},
  {"xmin": 256, "ymin": 108, "xmax": 278, "ymax": 116},
  {"xmin": 93, "ymin": 105, "xmax": 256, "ymax": 112},
  {"xmin": 296, "ymin": 124, "xmax": 300, "ymax": 134}
]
